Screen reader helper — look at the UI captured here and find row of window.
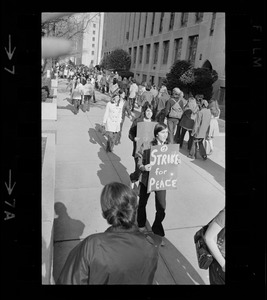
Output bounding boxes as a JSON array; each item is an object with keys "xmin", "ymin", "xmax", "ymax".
[
  {"xmin": 126, "ymin": 12, "xmax": 216, "ymax": 41},
  {"xmin": 129, "ymin": 35, "xmax": 198, "ymax": 68}
]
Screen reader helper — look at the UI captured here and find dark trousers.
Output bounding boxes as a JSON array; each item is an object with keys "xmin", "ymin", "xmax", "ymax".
[
  {"xmin": 167, "ymin": 118, "xmax": 179, "ymax": 144},
  {"xmin": 174, "ymin": 123, "xmax": 182, "ymax": 143},
  {"xmin": 129, "ymin": 97, "xmax": 136, "ymax": 111},
  {"xmin": 137, "ymin": 182, "xmax": 166, "ymax": 237},
  {"xmin": 189, "ymin": 138, "xmax": 207, "ymax": 158},
  {"xmin": 106, "ymin": 132, "xmax": 118, "ymax": 152},
  {"xmin": 179, "ymin": 128, "xmax": 193, "ymax": 149},
  {"xmin": 130, "ymin": 156, "xmax": 141, "ymax": 182},
  {"xmin": 73, "ymin": 98, "xmax": 82, "ymax": 114},
  {"xmin": 209, "ymin": 259, "xmax": 225, "ymax": 285}
]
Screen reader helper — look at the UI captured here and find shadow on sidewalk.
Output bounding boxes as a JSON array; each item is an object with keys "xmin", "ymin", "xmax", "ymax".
[
  {"xmin": 88, "ymin": 124, "xmax": 131, "ymax": 186},
  {"xmin": 156, "ymin": 237, "xmax": 207, "ymax": 285},
  {"xmin": 53, "ymin": 202, "xmax": 85, "ymax": 242},
  {"xmin": 179, "ymin": 143, "xmax": 225, "ymax": 190}
]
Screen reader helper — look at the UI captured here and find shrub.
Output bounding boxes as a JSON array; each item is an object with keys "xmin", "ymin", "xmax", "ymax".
[{"xmin": 116, "ymin": 70, "xmax": 134, "ymax": 79}]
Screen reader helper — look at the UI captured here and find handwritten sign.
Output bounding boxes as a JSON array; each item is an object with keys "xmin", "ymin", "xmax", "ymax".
[
  {"xmin": 147, "ymin": 144, "xmax": 180, "ymax": 193},
  {"xmin": 136, "ymin": 121, "xmax": 157, "ymax": 153}
]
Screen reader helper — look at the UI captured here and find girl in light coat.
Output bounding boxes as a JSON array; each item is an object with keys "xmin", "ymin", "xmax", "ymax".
[{"xmin": 103, "ymin": 94, "xmax": 124, "ymax": 152}]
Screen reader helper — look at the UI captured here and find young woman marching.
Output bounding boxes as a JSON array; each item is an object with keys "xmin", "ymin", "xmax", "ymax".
[
  {"xmin": 102, "ymin": 93, "xmax": 124, "ymax": 152},
  {"xmin": 136, "ymin": 123, "xmax": 181, "ymax": 239}
]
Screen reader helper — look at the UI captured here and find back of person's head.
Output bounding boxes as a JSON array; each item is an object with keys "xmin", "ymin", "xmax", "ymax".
[
  {"xmin": 101, "ymin": 182, "xmax": 137, "ymax": 229},
  {"xmin": 113, "ymin": 78, "xmax": 118, "ymax": 84},
  {"xmin": 146, "ymin": 83, "xmax": 151, "ymax": 91}
]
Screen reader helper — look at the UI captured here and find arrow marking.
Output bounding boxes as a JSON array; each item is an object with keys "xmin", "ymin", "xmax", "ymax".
[
  {"xmin": 4, "ymin": 66, "xmax": 15, "ymax": 75},
  {"xmin": 5, "ymin": 169, "xmax": 16, "ymax": 195},
  {"xmin": 5, "ymin": 35, "xmax": 16, "ymax": 60}
]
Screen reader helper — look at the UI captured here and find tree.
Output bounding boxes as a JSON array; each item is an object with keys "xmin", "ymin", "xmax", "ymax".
[
  {"xmin": 165, "ymin": 60, "xmax": 218, "ymax": 100},
  {"xmin": 165, "ymin": 60, "xmax": 193, "ymax": 93},
  {"xmin": 101, "ymin": 48, "xmax": 131, "ymax": 71}
]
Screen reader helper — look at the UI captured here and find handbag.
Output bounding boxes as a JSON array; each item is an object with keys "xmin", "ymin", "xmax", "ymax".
[{"xmin": 194, "ymin": 222, "xmax": 213, "ymax": 269}]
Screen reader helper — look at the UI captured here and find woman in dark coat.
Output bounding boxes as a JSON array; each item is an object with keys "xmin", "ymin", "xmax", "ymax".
[
  {"xmin": 128, "ymin": 102, "xmax": 153, "ymax": 183},
  {"xmin": 57, "ymin": 182, "xmax": 160, "ymax": 285}
]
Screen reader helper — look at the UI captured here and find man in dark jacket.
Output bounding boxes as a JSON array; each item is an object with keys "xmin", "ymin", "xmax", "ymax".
[{"xmin": 57, "ymin": 182, "xmax": 160, "ymax": 285}]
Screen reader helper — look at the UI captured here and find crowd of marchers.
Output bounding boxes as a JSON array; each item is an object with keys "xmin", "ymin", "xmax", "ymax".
[{"xmin": 54, "ymin": 63, "xmax": 224, "ymax": 285}]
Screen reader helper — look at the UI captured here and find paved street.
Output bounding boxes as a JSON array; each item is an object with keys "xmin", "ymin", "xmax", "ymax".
[{"xmin": 52, "ymin": 79, "xmax": 225, "ymax": 284}]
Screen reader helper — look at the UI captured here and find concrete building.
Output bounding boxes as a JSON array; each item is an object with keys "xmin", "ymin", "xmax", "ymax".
[
  {"xmin": 69, "ymin": 12, "xmax": 104, "ymax": 67},
  {"xmin": 101, "ymin": 12, "xmax": 225, "ymax": 104}
]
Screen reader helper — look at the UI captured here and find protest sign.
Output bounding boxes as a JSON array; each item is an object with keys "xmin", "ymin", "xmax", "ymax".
[
  {"xmin": 147, "ymin": 144, "xmax": 180, "ymax": 193},
  {"xmin": 136, "ymin": 121, "xmax": 157, "ymax": 154}
]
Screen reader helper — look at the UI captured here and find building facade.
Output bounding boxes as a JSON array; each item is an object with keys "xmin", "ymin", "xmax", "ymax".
[
  {"xmin": 69, "ymin": 13, "xmax": 104, "ymax": 67},
  {"xmin": 101, "ymin": 12, "xmax": 225, "ymax": 103}
]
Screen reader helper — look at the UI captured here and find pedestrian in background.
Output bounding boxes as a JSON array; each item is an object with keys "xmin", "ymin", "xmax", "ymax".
[
  {"xmin": 140, "ymin": 83, "xmax": 154, "ymax": 108},
  {"xmin": 165, "ymin": 88, "xmax": 185, "ymax": 144},
  {"xmin": 82, "ymin": 78, "xmax": 94, "ymax": 112},
  {"xmin": 205, "ymin": 99, "xmax": 221, "ymax": 155},
  {"xmin": 178, "ymin": 95, "xmax": 199, "ymax": 150},
  {"xmin": 128, "ymin": 78, "xmax": 139, "ymax": 112},
  {"xmin": 57, "ymin": 182, "xmax": 160, "ymax": 284},
  {"xmin": 103, "ymin": 94, "xmax": 124, "ymax": 152},
  {"xmin": 188, "ymin": 99, "xmax": 211, "ymax": 160},
  {"xmin": 116, "ymin": 89, "xmax": 132, "ymax": 145},
  {"xmin": 153, "ymin": 85, "xmax": 170, "ymax": 123},
  {"xmin": 204, "ymin": 207, "xmax": 225, "ymax": 285},
  {"xmin": 71, "ymin": 77, "xmax": 84, "ymax": 114}
]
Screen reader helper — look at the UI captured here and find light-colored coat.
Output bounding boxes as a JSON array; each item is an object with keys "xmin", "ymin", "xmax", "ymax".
[
  {"xmin": 103, "ymin": 101, "xmax": 124, "ymax": 132},
  {"xmin": 192, "ymin": 108, "xmax": 212, "ymax": 139}
]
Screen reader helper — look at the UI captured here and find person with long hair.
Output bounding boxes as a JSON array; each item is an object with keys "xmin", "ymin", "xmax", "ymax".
[
  {"xmin": 71, "ymin": 77, "xmax": 84, "ymax": 114},
  {"xmin": 57, "ymin": 182, "xmax": 160, "ymax": 284},
  {"xmin": 128, "ymin": 102, "xmax": 154, "ymax": 183},
  {"xmin": 204, "ymin": 207, "xmax": 225, "ymax": 285},
  {"xmin": 103, "ymin": 93, "xmax": 124, "ymax": 152},
  {"xmin": 205, "ymin": 99, "xmax": 221, "ymax": 155},
  {"xmin": 136, "ymin": 123, "xmax": 181, "ymax": 238}
]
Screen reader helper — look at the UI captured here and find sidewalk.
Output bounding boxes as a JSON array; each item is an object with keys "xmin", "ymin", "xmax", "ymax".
[{"xmin": 52, "ymin": 80, "xmax": 225, "ymax": 284}]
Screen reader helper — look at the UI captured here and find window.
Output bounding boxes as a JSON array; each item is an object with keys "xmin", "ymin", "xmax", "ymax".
[
  {"xmin": 139, "ymin": 45, "xmax": 143, "ymax": 64},
  {"xmin": 126, "ymin": 31, "xmax": 129, "ymax": 40},
  {"xmin": 133, "ymin": 47, "xmax": 137, "ymax": 67},
  {"xmin": 92, "ymin": 44, "xmax": 95, "ymax": 47},
  {"xmin": 92, "ymin": 37, "xmax": 95, "ymax": 41},
  {"xmin": 151, "ymin": 12, "xmax": 155, "ymax": 35},
  {"xmin": 187, "ymin": 35, "xmax": 198, "ymax": 65},
  {"xmin": 129, "ymin": 48, "xmax": 132, "ymax": 56},
  {"xmin": 93, "ymin": 23, "xmax": 96, "ymax": 28},
  {"xmin": 181, "ymin": 13, "xmax": 189, "ymax": 26},
  {"xmin": 173, "ymin": 38, "xmax": 183, "ymax": 62},
  {"xmin": 195, "ymin": 12, "xmax": 204, "ymax": 23},
  {"xmin": 159, "ymin": 12, "xmax": 164, "ymax": 33},
  {"xmin": 137, "ymin": 12, "xmax": 141, "ymax": 39},
  {"xmin": 93, "ymin": 31, "xmax": 95, "ymax": 35},
  {"xmin": 92, "ymin": 51, "xmax": 94, "ymax": 55},
  {"xmin": 132, "ymin": 12, "xmax": 136, "ymax": 41},
  {"xmin": 162, "ymin": 40, "xmax": 170, "ymax": 64},
  {"xmin": 91, "ymin": 60, "xmax": 94, "ymax": 64},
  {"xmin": 153, "ymin": 42, "xmax": 159, "ymax": 64},
  {"xmin": 144, "ymin": 13, "xmax": 148, "ymax": 37},
  {"xmin": 158, "ymin": 76, "xmax": 163, "ymax": 87},
  {"xmin": 210, "ymin": 12, "xmax": 216, "ymax": 36},
  {"xmin": 146, "ymin": 44, "xmax": 150, "ymax": 64},
  {"xmin": 169, "ymin": 12, "xmax": 175, "ymax": 31},
  {"xmin": 142, "ymin": 74, "xmax": 147, "ymax": 83},
  {"xmin": 150, "ymin": 75, "xmax": 154, "ymax": 85}
]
